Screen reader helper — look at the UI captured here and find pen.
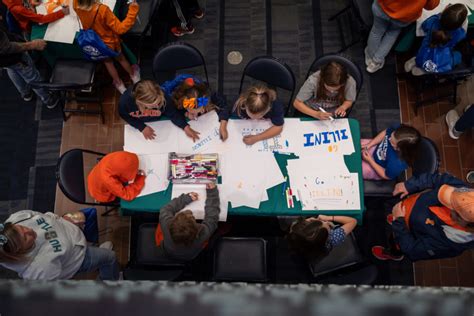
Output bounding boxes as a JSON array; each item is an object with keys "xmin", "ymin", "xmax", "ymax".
[
  {"xmin": 282, "ymin": 176, "xmax": 287, "ymax": 194},
  {"xmin": 318, "ymin": 106, "xmax": 334, "ymax": 121}
]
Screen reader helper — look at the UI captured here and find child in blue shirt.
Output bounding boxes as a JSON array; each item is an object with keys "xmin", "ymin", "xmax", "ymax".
[
  {"xmin": 405, "ymin": 4, "xmax": 467, "ymax": 75},
  {"xmin": 361, "ymin": 124, "xmax": 421, "ymax": 180},
  {"xmin": 286, "ymin": 215, "xmax": 357, "ymax": 261}
]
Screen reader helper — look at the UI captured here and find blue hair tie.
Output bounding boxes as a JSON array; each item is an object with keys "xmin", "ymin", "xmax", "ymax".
[{"xmin": 196, "ymin": 97, "xmax": 209, "ymax": 108}]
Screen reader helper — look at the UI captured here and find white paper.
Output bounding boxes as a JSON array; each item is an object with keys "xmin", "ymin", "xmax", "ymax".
[
  {"xmin": 177, "ymin": 111, "xmax": 223, "ymax": 153},
  {"xmin": 124, "ymin": 121, "xmax": 179, "ymax": 154},
  {"xmin": 137, "ymin": 154, "xmax": 169, "ymax": 197},
  {"xmin": 171, "ymin": 184, "xmax": 228, "ymax": 221},
  {"xmin": 417, "ymin": 1, "xmax": 471, "ymax": 36}
]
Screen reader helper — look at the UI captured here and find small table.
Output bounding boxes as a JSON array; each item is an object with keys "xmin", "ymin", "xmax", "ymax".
[{"xmin": 121, "ymin": 118, "xmax": 366, "ymax": 223}]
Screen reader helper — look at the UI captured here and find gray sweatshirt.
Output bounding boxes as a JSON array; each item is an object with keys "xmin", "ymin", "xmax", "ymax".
[{"xmin": 159, "ymin": 187, "xmax": 220, "ymax": 261}]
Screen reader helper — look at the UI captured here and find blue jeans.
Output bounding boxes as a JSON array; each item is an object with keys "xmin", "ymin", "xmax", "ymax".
[
  {"xmin": 76, "ymin": 246, "xmax": 119, "ymax": 280},
  {"xmin": 366, "ymin": 1, "xmax": 410, "ymax": 64},
  {"xmin": 5, "ymin": 52, "xmax": 51, "ymax": 103},
  {"xmin": 455, "ymin": 104, "xmax": 474, "ymax": 133}
]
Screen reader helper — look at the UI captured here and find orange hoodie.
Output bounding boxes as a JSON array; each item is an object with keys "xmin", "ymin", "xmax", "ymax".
[
  {"xmin": 87, "ymin": 151, "xmax": 145, "ymax": 203},
  {"xmin": 2, "ymin": 0, "xmax": 65, "ymax": 32},
  {"xmin": 74, "ymin": 0, "xmax": 138, "ymax": 51},
  {"xmin": 378, "ymin": 0, "xmax": 440, "ymax": 23}
]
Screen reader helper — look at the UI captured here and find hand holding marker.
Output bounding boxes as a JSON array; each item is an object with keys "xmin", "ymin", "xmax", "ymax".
[{"xmin": 318, "ymin": 106, "xmax": 334, "ymax": 121}]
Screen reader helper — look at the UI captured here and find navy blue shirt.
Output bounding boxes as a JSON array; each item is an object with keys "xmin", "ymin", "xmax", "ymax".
[
  {"xmin": 373, "ymin": 125, "xmax": 408, "ymax": 180},
  {"xmin": 219, "ymin": 99, "xmax": 285, "ymax": 126},
  {"xmin": 118, "ymin": 87, "xmax": 188, "ymax": 131}
]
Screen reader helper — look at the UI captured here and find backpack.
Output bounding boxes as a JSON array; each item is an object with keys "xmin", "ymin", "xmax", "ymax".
[
  {"xmin": 76, "ymin": 5, "xmax": 119, "ymax": 61},
  {"xmin": 416, "ymin": 44, "xmax": 454, "ymax": 73}
]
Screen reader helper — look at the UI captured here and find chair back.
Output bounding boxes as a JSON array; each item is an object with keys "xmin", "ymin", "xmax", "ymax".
[
  {"xmin": 153, "ymin": 42, "xmax": 209, "ymax": 83},
  {"xmin": 308, "ymin": 233, "xmax": 364, "ymax": 277},
  {"xmin": 412, "ymin": 136, "xmax": 440, "ymax": 176},
  {"xmin": 239, "ymin": 56, "xmax": 296, "ymax": 113},
  {"xmin": 306, "ymin": 53, "xmax": 363, "ymax": 96},
  {"xmin": 56, "ymin": 149, "xmax": 87, "ymax": 204}
]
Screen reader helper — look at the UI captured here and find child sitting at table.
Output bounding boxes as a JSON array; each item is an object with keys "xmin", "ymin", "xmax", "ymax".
[
  {"xmin": 361, "ymin": 124, "xmax": 421, "ymax": 180},
  {"xmin": 293, "ymin": 62, "xmax": 356, "ymax": 120},
  {"xmin": 405, "ymin": 3, "xmax": 468, "ymax": 75},
  {"xmin": 119, "ymin": 80, "xmax": 191, "ymax": 140},
  {"xmin": 219, "ymin": 84, "xmax": 284, "ymax": 144},
  {"xmin": 286, "ymin": 215, "xmax": 357, "ymax": 261},
  {"xmin": 155, "ymin": 183, "xmax": 220, "ymax": 262},
  {"xmin": 3, "ymin": 0, "xmax": 69, "ymax": 33},
  {"xmin": 161, "ymin": 74, "xmax": 228, "ymax": 142},
  {"xmin": 87, "ymin": 151, "xmax": 145, "ymax": 203},
  {"xmin": 74, "ymin": 0, "xmax": 140, "ymax": 94}
]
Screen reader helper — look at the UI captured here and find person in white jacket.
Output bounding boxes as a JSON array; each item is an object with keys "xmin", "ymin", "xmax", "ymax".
[{"xmin": 0, "ymin": 210, "xmax": 118, "ymax": 280}]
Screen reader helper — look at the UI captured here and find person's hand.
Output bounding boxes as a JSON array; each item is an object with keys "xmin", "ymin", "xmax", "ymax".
[
  {"xmin": 184, "ymin": 125, "xmax": 200, "ymax": 142},
  {"xmin": 61, "ymin": 5, "xmax": 70, "ymax": 15},
  {"xmin": 137, "ymin": 169, "xmax": 146, "ymax": 177},
  {"xmin": 129, "ymin": 0, "xmax": 139, "ymax": 8},
  {"xmin": 30, "ymin": 39, "xmax": 47, "ymax": 51},
  {"xmin": 317, "ymin": 214, "xmax": 332, "ymax": 221},
  {"xmin": 314, "ymin": 110, "xmax": 333, "ymax": 120},
  {"xmin": 392, "ymin": 202, "xmax": 406, "ymax": 219},
  {"xmin": 243, "ymin": 135, "xmax": 259, "ymax": 145},
  {"xmin": 219, "ymin": 123, "xmax": 228, "ymax": 141},
  {"xmin": 206, "ymin": 183, "xmax": 216, "ymax": 190},
  {"xmin": 335, "ymin": 105, "xmax": 348, "ymax": 118},
  {"xmin": 189, "ymin": 192, "xmax": 199, "ymax": 201},
  {"xmin": 362, "ymin": 148, "xmax": 372, "ymax": 162},
  {"xmin": 393, "ymin": 182, "xmax": 409, "ymax": 198},
  {"xmin": 142, "ymin": 126, "xmax": 156, "ymax": 140}
]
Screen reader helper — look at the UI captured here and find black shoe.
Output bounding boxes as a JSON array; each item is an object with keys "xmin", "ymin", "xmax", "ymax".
[
  {"xmin": 23, "ymin": 91, "xmax": 34, "ymax": 102},
  {"xmin": 46, "ymin": 95, "xmax": 60, "ymax": 109}
]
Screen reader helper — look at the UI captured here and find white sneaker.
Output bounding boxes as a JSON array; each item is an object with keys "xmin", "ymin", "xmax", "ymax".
[
  {"xmin": 99, "ymin": 241, "xmax": 114, "ymax": 250},
  {"xmin": 364, "ymin": 46, "xmax": 372, "ymax": 67},
  {"xmin": 404, "ymin": 57, "xmax": 416, "ymax": 73},
  {"xmin": 131, "ymin": 64, "xmax": 141, "ymax": 84},
  {"xmin": 445, "ymin": 109, "xmax": 461, "ymax": 140},
  {"xmin": 366, "ymin": 60, "xmax": 384, "ymax": 73}
]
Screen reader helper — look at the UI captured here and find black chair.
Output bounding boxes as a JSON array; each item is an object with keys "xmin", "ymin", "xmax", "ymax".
[
  {"xmin": 294, "ymin": 53, "xmax": 363, "ymax": 117},
  {"xmin": 56, "ymin": 149, "xmax": 119, "ymax": 216},
  {"xmin": 239, "ymin": 56, "xmax": 296, "ymax": 115},
  {"xmin": 213, "ymin": 237, "xmax": 267, "ymax": 282},
  {"xmin": 308, "ymin": 233, "xmax": 365, "ymax": 278},
  {"xmin": 363, "ymin": 136, "xmax": 440, "ymax": 197},
  {"xmin": 152, "ymin": 41, "xmax": 209, "ymax": 84},
  {"xmin": 328, "ymin": 0, "xmax": 373, "ymax": 52},
  {"xmin": 122, "ymin": 0, "xmax": 160, "ymax": 63},
  {"xmin": 30, "ymin": 59, "xmax": 104, "ymax": 123}
]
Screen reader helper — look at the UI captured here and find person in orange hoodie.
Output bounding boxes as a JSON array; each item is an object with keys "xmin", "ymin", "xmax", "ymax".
[
  {"xmin": 74, "ymin": 0, "xmax": 140, "ymax": 94},
  {"xmin": 365, "ymin": 0, "xmax": 440, "ymax": 73},
  {"xmin": 3, "ymin": 0, "xmax": 69, "ymax": 33},
  {"xmin": 87, "ymin": 151, "xmax": 146, "ymax": 203}
]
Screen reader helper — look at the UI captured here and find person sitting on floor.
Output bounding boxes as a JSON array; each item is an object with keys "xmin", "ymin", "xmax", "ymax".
[
  {"xmin": 361, "ymin": 124, "xmax": 421, "ymax": 180},
  {"xmin": 0, "ymin": 210, "xmax": 119, "ymax": 280},
  {"xmin": 373, "ymin": 173, "xmax": 474, "ymax": 261},
  {"xmin": 74, "ymin": 0, "xmax": 140, "ymax": 94},
  {"xmin": 405, "ymin": 3, "xmax": 468, "ymax": 75},
  {"xmin": 2, "ymin": 0, "xmax": 69, "ymax": 34},
  {"xmin": 286, "ymin": 215, "xmax": 357, "ymax": 261},
  {"xmin": 155, "ymin": 183, "xmax": 220, "ymax": 262},
  {"xmin": 119, "ymin": 80, "xmax": 190, "ymax": 140},
  {"xmin": 293, "ymin": 62, "xmax": 357, "ymax": 120},
  {"xmin": 87, "ymin": 151, "xmax": 145, "ymax": 203}
]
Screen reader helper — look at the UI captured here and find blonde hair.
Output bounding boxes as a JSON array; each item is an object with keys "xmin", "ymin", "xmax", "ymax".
[
  {"xmin": 233, "ymin": 85, "xmax": 277, "ymax": 117},
  {"xmin": 0, "ymin": 223, "xmax": 28, "ymax": 262},
  {"xmin": 132, "ymin": 80, "xmax": 166, "ymax": 112},
  {"xmin": 76, "ymin": 0, "xmax": 99, "ymax": 10}
]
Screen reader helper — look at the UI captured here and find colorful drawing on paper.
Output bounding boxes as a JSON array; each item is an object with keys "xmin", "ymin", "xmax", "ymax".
[{"xmin": 241, "ymin": 127, "xmax": 288, "ymax": 152}]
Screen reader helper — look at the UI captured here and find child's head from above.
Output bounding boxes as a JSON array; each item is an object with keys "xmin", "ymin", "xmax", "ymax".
[
  {"xmin": 390, "ymin": 124, "xmax": 421, "ymax": 166},
  {"xmin": 431, "ymin": 4, "xmax": 468, "ymax": 46},
  {"xmin": 133, "ymin": 80, "xmax": 165, "ymax": 112},
  {"xmin": 169, "ymin": 210, "xmax": 200, "ymax": 246},
  {"xmin": 173, "ymin": 78, "xmax": 212, "ymax": 118},
  {"xmin": 287, "ymin": 217, "xmax": 330, "ymax": 260},
  {"xmin": 317, "ymin": 62, "xmax": 348, "ymax": 103},
  {"xmin": 0, "ymin": 223, "xmax": 36, "ymax": 262},
  {"xmin": 235, "ymin": 85, "xmax": 277, "ymax": 119}
]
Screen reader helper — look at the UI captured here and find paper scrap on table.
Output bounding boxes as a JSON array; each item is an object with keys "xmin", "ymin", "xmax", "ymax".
[
  {"xmin": 137, "ymin": 154, "xmax": 169, "ymax": 197},
  {"xmin": 417, "ymin": 0, "xmax": 471, "ymax": 36},
  {"xmin": 124, "ymin": 120, "xmax": 179, "ymax": 154},
  {"xmin": 171, "ymin": 184, "xmax": 228, "ymax": 221}
]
